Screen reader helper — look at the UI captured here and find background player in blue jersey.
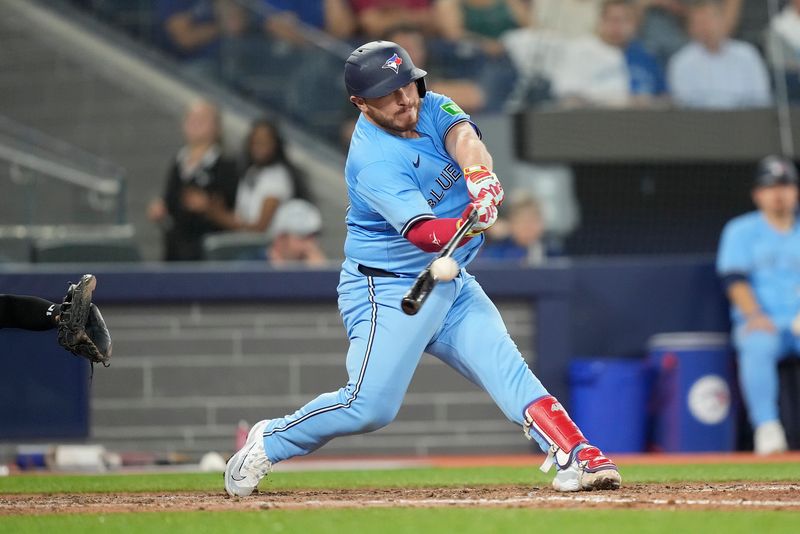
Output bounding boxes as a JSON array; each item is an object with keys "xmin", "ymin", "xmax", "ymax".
[
  {"xmin": 225, "ymin": 41, "xmax": 621, "ymax": 496},
  {"xmin": 717, "ymin": 155, "xmax": 800, "ymax": 455}
]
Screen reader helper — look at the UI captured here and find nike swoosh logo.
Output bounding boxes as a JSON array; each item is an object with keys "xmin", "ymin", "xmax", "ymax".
[
  {"xmin": 413, "ymin": 155, "xmax": 420, "ymax": 168},
  {"xmin": 230, "ymin": 442, "xmax": 256, "ymax": 482}
]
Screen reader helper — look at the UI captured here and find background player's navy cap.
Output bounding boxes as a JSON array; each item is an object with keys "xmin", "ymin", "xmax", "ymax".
[{"xmin": 754, "ymin": 155, "xmax": 798, "ymax": 188}]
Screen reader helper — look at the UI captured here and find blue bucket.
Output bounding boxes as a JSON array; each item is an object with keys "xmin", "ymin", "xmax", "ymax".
[
  {"xmin": 648, "ymin": 332, "xmax": 736, "ymax": 452},
  {"xmin": 569, "ymin": 357, "xmax": 648, "ymax": 453}
]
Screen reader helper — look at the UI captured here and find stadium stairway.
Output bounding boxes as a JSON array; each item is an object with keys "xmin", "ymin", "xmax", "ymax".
[
  {"xmin": 92, "ymin": 301, "xmax": 536, "ymax": 458},
  {"xmin": 0, "ymin": 0, "xmax": 347, "ymax": 261}
]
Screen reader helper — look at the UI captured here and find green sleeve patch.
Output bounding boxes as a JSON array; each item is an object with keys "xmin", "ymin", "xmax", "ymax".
[{"xmin": 440, "ymin": 101, "xmax": 464, "ymax": 116}]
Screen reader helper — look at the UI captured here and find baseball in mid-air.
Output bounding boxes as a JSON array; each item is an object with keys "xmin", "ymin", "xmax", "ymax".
[{"xmin": 430, "ymin": 257, "xmax": 459, "ymax": 281}]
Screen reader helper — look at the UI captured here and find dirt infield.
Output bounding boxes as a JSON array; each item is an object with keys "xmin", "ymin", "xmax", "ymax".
[{"xmin": 3, "ymin": 483, "xmax": 800, "ymax": 515}]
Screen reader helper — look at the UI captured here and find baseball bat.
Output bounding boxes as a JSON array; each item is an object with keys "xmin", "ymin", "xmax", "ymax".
[{"xmin": 401, "ymin": 208, "xmax": 478, "ymax": 315}]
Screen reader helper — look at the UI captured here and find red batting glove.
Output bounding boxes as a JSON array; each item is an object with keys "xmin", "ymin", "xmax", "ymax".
[{"xmin": 464, "ymin": 165, "xmax": 504, "ymax": 206}]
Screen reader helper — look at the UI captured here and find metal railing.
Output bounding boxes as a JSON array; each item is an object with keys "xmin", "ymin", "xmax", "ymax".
[{"xmin": 0, "ymin": 114, "xmax": 127, "ymax": 228}]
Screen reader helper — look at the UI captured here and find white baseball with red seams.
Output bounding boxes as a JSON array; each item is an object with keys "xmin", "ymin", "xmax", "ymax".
[{"xmin": 430, "ymin": 257, "xmax": 459, "ymax": 282}]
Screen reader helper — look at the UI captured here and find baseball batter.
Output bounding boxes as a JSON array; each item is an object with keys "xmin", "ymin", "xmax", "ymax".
[
  {"xmin": 717, "ymin": 155, "xmax": 800, "ymax": 455},
  {"xmin": 225, "ymin": 41, "xmax": 621, "ymax": 496}
]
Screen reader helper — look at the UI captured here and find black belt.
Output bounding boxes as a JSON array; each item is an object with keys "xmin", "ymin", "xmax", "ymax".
[{"xmin": 358, "ymin": 264, "xmax": 399, "ymax": 278}]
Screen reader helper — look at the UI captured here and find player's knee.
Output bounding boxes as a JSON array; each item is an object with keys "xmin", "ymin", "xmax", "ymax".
[{"xmin": 355, "ymin": 403, "xmax": 399, "ymax": 432}]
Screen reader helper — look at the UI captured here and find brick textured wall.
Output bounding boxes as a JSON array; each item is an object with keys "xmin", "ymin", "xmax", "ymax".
[{"xmin": 91, "ymin": 301, "xmax": 538, "ymax": 458}]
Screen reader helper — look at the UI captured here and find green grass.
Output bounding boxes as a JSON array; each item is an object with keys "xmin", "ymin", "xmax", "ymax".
[
  {"xmin": 2, "ymin": 509, "xmax": 799, "ymax": 534},
  {"xmin": 2, "ymin": 462, "xmax": 799, "ymax": 534},
  {"xmin": 1, "ymin": 462, "xmax": 800, "ymax": 494}
]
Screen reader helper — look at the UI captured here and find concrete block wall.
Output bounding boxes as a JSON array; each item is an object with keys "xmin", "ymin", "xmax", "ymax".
[{"xmin": 93, "ymin": 301, "xmax": 537, "ymax": 457}]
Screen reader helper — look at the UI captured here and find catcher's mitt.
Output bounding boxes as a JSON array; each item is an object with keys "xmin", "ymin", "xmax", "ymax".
[{"xmin": 57, "ymin": 274, "xmax": 112, "ymax": 367}]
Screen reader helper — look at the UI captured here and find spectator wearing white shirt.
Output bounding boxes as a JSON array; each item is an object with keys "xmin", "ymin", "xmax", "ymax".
[
  {"xmin": 206, "ymin": 119, "xmax": 312, "ymax": 233},
  {"xmin": 552, "ymin": 0, "xmax": 637, "ymax": 107},
  {"xmin": 532, "ymin": 0, "xmax": 603, "ymax": 38},
  {"xmin": 668, "ymin": 0, "xmax": 771, "ymax": 109}
]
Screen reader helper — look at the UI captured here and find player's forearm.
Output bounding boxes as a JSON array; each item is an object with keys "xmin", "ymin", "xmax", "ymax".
[
  {"xmin": 727, "ymin": 280, "xmax": 763, "ymax": 318},
  {"xmin": 454, "ymin": 136, "xmax": 493, "ymax": 172}
]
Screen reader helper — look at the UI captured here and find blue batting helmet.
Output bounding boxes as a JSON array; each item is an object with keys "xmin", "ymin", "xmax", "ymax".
[{"xmin": 344, "ymin": 41, "xmax": 427, "ymax": 99}]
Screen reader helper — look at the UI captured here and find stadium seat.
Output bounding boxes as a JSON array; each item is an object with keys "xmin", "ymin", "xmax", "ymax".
[
  {"xmin": 202, "ymin": 232, "xmax": 269, "ymax": 261},
  {"xmin": 33, "ymin": 236, "xmax": 141, "ymax": 263}
]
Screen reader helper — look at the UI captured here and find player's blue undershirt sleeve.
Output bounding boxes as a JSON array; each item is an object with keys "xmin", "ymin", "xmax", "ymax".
[
  {"xmin": 355, "ymin": 161, "xmax": 435, "ymax": 236},
  {"xmin": 716, "ymin": 221, "xmax": 752, "ymax": 288}
]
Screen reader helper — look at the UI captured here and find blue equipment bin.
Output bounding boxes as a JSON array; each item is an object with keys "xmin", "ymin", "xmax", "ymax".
[
  {"xmin": 648, "ymin": 332, "xmax": 736, "ymax": 452},
  {"xmin": 569, "ymin": 357, "xmax": 648, "ymax": 453}
]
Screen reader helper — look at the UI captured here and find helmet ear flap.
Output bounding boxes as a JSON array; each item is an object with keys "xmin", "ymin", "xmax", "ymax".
[{"xmin": 416, "ymin": 77, "xmax": 427, "ymax": 98}]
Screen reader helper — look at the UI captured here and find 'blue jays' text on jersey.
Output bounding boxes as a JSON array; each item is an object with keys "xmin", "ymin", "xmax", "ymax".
[
  {"xmin": 716, "ymin": 211, "xmax": 800, "ymax": 327},
  {"xmin": 343, "ymin": 91, "xmax": 484, "ymax": 276}
]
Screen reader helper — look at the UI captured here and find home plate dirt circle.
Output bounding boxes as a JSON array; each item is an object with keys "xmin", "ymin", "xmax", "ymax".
[{"xmin": 2, "ymin": 484, "xmax": 800, "ymax": 515}]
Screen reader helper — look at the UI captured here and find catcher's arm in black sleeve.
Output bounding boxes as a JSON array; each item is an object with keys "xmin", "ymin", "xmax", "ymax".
[
  {"xmin": 57, "ymin": 274, "xmax": 112, "ymax": 367},
  {"xmin": 0, "ymin": 294, "xmax": 60, "ymax": 330}
]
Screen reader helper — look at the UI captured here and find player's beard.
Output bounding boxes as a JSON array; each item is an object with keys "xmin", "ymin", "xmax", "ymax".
[{"xmin": 366, "ymin": 100, "xmax": 420, "ymax": 137}]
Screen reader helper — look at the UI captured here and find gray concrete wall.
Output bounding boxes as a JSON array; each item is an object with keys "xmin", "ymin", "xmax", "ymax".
[{"xmin": 92, "ymin": 301, "xmax": 537, "ymax": 458}]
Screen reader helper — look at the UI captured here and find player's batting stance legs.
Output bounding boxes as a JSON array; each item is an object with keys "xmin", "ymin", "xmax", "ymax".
[
  {"xmin": 226, "ymin": 266, "xmax": 619, "ymax": 496},
  {"xmin": 224, "ymin": 39, "xmax": 620, "ymax": 497}
]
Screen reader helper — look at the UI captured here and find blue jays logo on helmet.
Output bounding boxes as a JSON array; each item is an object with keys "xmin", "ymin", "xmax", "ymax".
[{"xmin": 382, "ymin": 53, "xmax": 403, "ymax": 74}]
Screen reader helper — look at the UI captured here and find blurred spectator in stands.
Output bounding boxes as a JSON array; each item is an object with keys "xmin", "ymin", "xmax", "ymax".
[
  {"xmin": 552, "ymin": 0, "xmax": 666, "ymax": 107},
  {"xmin": 147, "ymin": 99, "xmax": 238, "ymax": 261},
  {"xmin": 480, "ymin": 191, "xmax": 547, "ymax": 265},
  {"xmin": 501, "ymin": 0, "xmax": 602, "ymax": 105},
  {"xmin": 716, "ymin": 155, "xmax": 800, "ymax": 455},
  {"xmin": 436, "ymin": 0, "xmax": 530, "ymax": 56},
  {"xmin": 268, "ymin": 199, "xmax": 327, "ymax": 266},
  {"xmin": 260, "ymin": 0, "xmax": 356, "ymax": 43},
  {"xmin": 351, "ymin": 0, "xmax": 437, "ymax": 38},
  {"xmin": 204, "ymin": 118, "xmax": 313, "ymax": 233},
  {"xmin": 668, "ymin": 0, "xmax": 770, "ymax": 109},
  {"xmin": 767, "ymin": 0, "xmax": 800, "ymax": 102},
  {"xmin": 384, "ymin": 25, "xmax": 486, "ymax": 112},
  {"xmin": 157, "ymin": 0, "xmax": 249, "ymax": 79},
  {"xmin": 637, "ymin": 0, "xmax": 743, "ymax": 69}
]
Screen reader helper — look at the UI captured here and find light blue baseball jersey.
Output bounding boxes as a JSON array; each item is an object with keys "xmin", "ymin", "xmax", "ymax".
[
  {"xmin": 717, "ymin": 211, "xmax": 800, "ymax": 327},
  {"xmin": 343, "ymin": 91, "xmax": 484, "ymax": 276}
]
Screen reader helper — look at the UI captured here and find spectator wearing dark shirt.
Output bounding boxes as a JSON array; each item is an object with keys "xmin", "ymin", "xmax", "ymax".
[{"xmin": 147, "ymin": 99, "xmax": 238, "ymax": 261}]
